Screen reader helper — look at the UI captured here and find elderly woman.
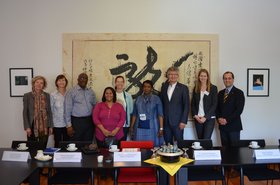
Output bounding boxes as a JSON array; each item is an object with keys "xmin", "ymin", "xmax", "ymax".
[
  {"xmin": 93, "ymin": 87, "xmax": 126, "ymax": 148},
  {"xmin": 23, "ymin": 75, "xmax": 53, "ymax": 147}
]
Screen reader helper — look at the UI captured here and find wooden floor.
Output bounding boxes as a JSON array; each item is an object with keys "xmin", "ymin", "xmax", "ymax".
[{"xmin": 21, "ymin": 174, "xmax": 280, "ymax": 185}]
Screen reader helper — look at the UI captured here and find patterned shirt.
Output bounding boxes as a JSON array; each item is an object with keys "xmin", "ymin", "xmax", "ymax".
[{"xmin": 50, "ymin": 90, "xmax": 66, "ymax": 128}]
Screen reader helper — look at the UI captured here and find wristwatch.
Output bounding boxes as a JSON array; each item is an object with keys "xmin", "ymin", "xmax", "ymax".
[{"xmin": 159, "ymin": 128, "xmax": 164, "ymax": 131}]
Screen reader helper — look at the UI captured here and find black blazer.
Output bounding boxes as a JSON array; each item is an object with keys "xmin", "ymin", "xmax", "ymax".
[
  {"xmin": 191, "ymin": 84, "xmax": 218, "ymax": 120},
  {"xmin": 160, "ymin": 81, "xmax": 190, "ymax": 126},
  {"xmin": 216, "ymin": 86, "xmax": 245, "ymax": 132}
]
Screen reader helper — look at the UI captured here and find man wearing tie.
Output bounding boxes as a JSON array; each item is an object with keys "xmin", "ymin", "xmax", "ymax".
[
  {"xmin": 216, "ymin": 71, "xmax": 245, "ymax": 147},
  {"xmin": 160, "ymin": 66, "xmax": 190, "ymax": 144}
]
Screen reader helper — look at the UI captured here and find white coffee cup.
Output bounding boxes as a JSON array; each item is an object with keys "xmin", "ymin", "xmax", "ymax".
[
  {"xmin": 250, "ymin": 141, "xmax": 258, "ymax": 147},
  {"xmin": 110, "ymin": 145, "xmax": 118, "ymax": 151},
  {"xmin": 192, "ymin": 142, "xmax": 201, "ymax": 148},
  {"xmin": 97, "ymin": 155, "xmax": 104, "ymax": 163},
  {"xmin": 36, "ymin": 150, "xmax": 44, "ymax": 158},
  {"xmin": 67, "ymin": 143, "xmax": 76, "ymax": 150},
  {"xmin": 17, "ymin": 143, "xmax": 27, "ymax": 149}
]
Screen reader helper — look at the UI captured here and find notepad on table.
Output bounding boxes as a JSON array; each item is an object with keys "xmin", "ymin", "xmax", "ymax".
[{"xmin": 43, "ymin": 147, "xmax": 61, "ymax": 154}]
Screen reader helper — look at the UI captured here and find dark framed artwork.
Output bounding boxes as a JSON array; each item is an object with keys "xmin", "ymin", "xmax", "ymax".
[
  {"xmin": 9, "ymin": 68, "xmax": 33, "ymax": 97},
  {"xmin": 247, "ymin": 68, "xmax": 269, "ymax": 97}
]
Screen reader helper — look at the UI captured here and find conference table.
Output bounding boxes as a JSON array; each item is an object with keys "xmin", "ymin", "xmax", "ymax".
[
  {"xmin": 0, "ymin": 148, "xmax": 40, "ymax": 185},
  {"xmin": 0, "ymin": 148, "xmax": 168, "ymax": 185},
  {"xmin": 1, "ymin": 146, "xmax": 280, "ymax": 185},
  {"xmin": 177, "ymin": 145, "xmax": 280, "ymax": 185}
]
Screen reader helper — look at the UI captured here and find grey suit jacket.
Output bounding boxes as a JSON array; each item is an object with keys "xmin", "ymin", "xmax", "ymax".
[
  {"xmin": 23, "ymin": 91, "xmax": 53, "ymax": 130},
  {"xmin": 160, "ymin": 82, "xmax": 190, "ymax": 126}
]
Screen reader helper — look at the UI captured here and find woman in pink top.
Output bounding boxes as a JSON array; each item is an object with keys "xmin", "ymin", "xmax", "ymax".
[{"xmin": 93, "ymin": 87, "xmax": 126, "ymax": 147}]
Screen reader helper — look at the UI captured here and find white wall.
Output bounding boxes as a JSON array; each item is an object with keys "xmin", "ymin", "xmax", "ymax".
[{"xmin": 1, "ymin": 0, "xmax": 279, "ymax": 147}]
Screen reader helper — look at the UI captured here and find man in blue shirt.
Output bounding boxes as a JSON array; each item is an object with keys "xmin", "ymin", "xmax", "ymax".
[{"xmin": 64, "ymin": 73, "xmax": 96, "ymax": 141}]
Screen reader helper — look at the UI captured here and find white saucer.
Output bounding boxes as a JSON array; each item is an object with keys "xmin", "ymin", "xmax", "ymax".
[
  {"xmin": 17, "ymin": 147, "xmax": 29, "ymax": 151},
  {"xmin": 249, "ymin": 145, "xmax": 260, "ymax": 149},
  {"xmin": 34, "ymin": 155, "xmax": 52, "ymax": 161},
  {"xmin": 109, "ymin": 149, "xmax": 120, "ymax": 152},
  {"xmin": 67, "ymin": 147, "xmax": 78, "ymax": 152},
  {"xmin": 191, "ymin": 145, "xmax": 203, "ymax": 150}
]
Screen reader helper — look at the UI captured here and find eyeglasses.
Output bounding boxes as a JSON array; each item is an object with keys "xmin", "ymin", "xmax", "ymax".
[{"xmin": 168, "ymin": 73, "xmax": 178, "ymax": 76}]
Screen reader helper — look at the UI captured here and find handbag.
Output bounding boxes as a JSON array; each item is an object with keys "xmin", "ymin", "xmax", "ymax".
[{"xmin": 138, "ymin": 119, "xmax": 150, "ymax": 129}]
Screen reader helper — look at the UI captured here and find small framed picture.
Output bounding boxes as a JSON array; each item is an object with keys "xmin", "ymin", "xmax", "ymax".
[
  {"xmin": 247, "ymin": 68, "xmax": 269, "ymax": 97},
  {"xmin": 9, "ymin": 68, "xmax": 33, "ymax": 97}
]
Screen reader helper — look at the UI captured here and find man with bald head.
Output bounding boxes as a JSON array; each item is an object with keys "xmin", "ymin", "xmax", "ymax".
[{"xmin": 64, "ymin": 73, "xmax": 97, "ymax": 141}]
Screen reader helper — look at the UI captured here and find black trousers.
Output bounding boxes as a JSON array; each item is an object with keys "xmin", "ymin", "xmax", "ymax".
[
  {"xmin": 53, "ymin": 127, "xmax": 69, "ymax": 148},
  {"xmin": 70, "ymin": 116, "xmax": 94, "ymax": 141},
  {"xmin": 27, "ymin": 123, "xmax": 48, "ymax": 148},
  {"xmin": 194, "ymin": 118, "xmax": 215, "ymax": 139},
  {"xmin": 163, "ymin": 122, "xmax": 184, "ymax": 145},
  {"xmin": 220, "ymin": 129, "xmax": 240, "ymax": 147}
]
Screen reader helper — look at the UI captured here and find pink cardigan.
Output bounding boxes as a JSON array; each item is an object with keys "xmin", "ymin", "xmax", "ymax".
[{"xmin": 93, "ymin": 102, "xmax": 125, "ymax": 141}]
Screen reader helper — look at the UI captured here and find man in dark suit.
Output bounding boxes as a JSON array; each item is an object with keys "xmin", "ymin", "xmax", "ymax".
[
  {"xmin": 160, "ymin": 66, "xmax": 190, "ymax": 144},
  {"xmin": 216, "ymin": 71, "xmax": 245, "ymax": 147}
]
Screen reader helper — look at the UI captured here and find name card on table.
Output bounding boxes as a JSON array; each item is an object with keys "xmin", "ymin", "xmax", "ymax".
[
  {"xmin": 2, "ymin": 151, "xmax": 30, "ymax": 162},
  {"xmin": 114, "ymin": 152, "xmax": 141, "ymax": 162},
  {"xmin": 53, "ymin": 152, "xmax": 82, "ymax": 162},
  {"xmin": 254, "ymin": 149, "xmax": 280, "ymax": 160},
  {"xmin": 193, "ymin": 150, "xmax": 221, "ymax": 160}
]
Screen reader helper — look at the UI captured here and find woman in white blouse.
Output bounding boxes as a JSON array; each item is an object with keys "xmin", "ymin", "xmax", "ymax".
[
  {"xmin": 191, "ymin": 69, "xmax": 218, "ymax": 139},
  {"xmin": 50, "ymin": 74, "xmax": 69, "ymax": 147}
]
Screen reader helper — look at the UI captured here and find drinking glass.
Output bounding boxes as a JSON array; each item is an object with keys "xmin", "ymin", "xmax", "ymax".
[
  {"xmin": 182, "ymin": 148, "xmax": 189, "ymax": 158},
  {"xmin": 151, "ymin": 147, "xmax": 160, "ymax": 159},
  {"xmin": 151, "ymin": 148, "xmax": 157, "ymax": 159}
]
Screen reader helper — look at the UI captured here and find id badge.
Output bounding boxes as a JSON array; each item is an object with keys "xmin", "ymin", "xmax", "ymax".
[{"xmin": 139, "ymin": 114, "xmax": 147, "ymax": 121}]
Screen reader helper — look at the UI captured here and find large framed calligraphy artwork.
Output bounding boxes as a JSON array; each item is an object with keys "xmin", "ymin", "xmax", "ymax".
[{"xmin": 63, "ymin": 33, "xmax": 218, "ymax": 101}]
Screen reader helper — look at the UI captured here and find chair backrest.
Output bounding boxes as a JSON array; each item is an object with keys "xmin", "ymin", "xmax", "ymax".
[
  {"xmin": 11, "ymin": 140, "xmax": 45, "ymax": 150},
  {"xmin": 120, "ymin": 141, "xmax": 154, "ymax": 149},
  {"xmin": 234, "ymin": 139, "xmax": 266, "ymax": 147},
  {"xmin": 59, "ymin": 141, "xmax": 93, "ymax": 149},
  {"xmin": 178, "ymin": 139, "xmax": 213, "ymax": 149}
]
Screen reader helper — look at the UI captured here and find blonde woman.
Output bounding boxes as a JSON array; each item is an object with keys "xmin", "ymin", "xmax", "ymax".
[
  {"xmin": 23, "ymin": 75, "xmax": 53, "ymax": 147},
  {"xmin": 191, "ymin": 69, "xmax": 217, "ymax": 139}
]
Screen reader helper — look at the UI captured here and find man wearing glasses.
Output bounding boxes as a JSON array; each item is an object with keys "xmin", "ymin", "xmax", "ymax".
[{"xmin": 160, "ymin": 66, "xmax": 190, "ymax": 144}]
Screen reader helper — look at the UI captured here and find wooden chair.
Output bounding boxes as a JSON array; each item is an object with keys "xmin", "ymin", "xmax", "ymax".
[
  {"xmin": 178, "ymin": 139, "xmax": 225, "ymax": 185},
  {"xmin": 117, "ymin": 140, "xmax": 159, "ymax": 184}
]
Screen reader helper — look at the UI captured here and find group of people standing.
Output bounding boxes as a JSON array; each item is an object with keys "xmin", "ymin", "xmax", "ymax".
[{"xmin": 22, "ymin": 66, "xmax": 245, "ymax": 149}]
